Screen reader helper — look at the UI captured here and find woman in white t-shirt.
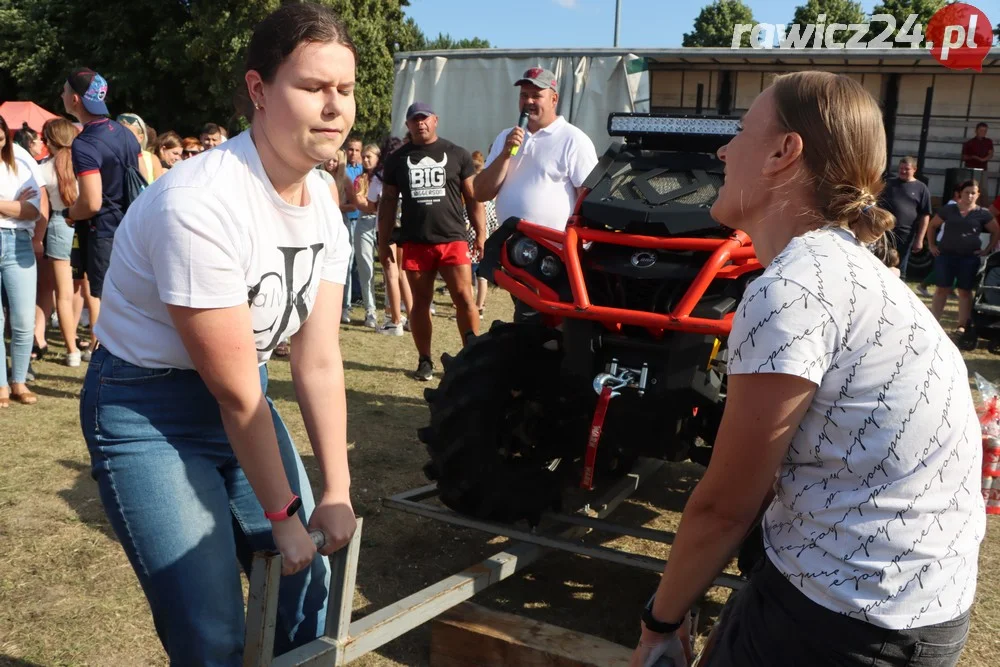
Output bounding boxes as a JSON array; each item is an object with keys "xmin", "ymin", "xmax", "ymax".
[
  {"xmin": 630, "ymin": 72, "xmax": 984, "ymax": 667},
  {"xmin": 0, "ymin": 113, "xmax": 42, "ymax": 407},
  {"xmin": 78, "ymin": 5, "xmax": 357, "ymax": 664}
]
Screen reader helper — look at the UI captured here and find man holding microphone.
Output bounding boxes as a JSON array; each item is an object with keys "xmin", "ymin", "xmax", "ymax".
[{"xmin": 474, "ymin": 67, "xmax": 598, "ymax": 322}]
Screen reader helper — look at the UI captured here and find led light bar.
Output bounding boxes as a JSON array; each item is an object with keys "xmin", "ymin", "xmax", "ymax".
[{"xmin": 608, "ymin": 113, "xmax": 741, "ymax": 138}]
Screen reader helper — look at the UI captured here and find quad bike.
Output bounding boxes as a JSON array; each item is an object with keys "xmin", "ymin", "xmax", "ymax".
[{"xmin": 418, "ymin": 113, "xmax": 764, "ymax": 528}]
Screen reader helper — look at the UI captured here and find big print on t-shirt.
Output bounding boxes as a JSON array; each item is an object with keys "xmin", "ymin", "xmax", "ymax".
[
  {"xmin": 405, "ymin": 153, "xmax": 448, "ymax": 202},
  {"xmin": 383, "ymin": 138, "xmax": 475, "ymax": 244}
]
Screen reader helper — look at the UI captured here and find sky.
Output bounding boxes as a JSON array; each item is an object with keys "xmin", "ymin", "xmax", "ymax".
[{"xmin": 403, "ymin": 0, "xmax": 1000, "ymax": 50}]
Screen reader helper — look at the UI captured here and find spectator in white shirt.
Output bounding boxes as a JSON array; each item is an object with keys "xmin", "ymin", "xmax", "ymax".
[
  {"xmin": 0, "ymin": 114, "xmax": 43, "ymax": 406},
  {"xmin": 474, "ymin": 66, "xmax": 598, "ymax": 322}
]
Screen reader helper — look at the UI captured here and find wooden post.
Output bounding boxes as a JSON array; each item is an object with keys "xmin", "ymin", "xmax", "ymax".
[{"xmin": 430, "ymin": 602, "xmax": 632, "ymax": 667}]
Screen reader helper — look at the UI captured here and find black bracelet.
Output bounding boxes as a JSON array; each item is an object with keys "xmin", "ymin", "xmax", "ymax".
[{"xmin": 642, "ymin": 595, "xmax": 685, "ymax": 634}]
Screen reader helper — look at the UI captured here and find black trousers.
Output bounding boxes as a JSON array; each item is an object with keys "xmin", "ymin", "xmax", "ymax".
[{"xmin": 703, "ymin": 556, "xmax": 971, "ymax": 667}]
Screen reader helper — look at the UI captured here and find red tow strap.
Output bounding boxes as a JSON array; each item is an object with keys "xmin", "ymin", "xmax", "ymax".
[{"xmin": 581, "ymin": 385, "xmax": 614, "ymax": 490}]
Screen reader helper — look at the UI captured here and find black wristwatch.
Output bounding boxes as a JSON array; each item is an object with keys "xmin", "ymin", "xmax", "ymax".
[{"xmin": 642, "ymin": 594, "xmax": 685, "ymax": 634}]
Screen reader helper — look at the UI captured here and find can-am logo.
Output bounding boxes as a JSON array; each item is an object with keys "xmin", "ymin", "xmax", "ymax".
[
  {"xmin": 631, "ymin": 251, "xmax": 657, "ymax": 269},
  {"xmin": 731, "ymin": 2, "xmax": 992, "ymax": 71}
]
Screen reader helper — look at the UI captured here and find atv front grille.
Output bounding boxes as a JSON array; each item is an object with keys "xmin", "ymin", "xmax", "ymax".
[
  {"xmin": 585, "ymin": 273, "xmax": 682, "ymax": 314},
  {"xmin": 607, "ymin": 170, "xmax": 723, "ymax": 206}
]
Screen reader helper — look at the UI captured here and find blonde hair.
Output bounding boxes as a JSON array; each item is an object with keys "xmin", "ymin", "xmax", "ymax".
[
  {"xmin": 355, "ymin": 144, "xmax": 381, "ymax": 200},
  {"xmin": 42, "ymin": 118, "xmax": 81, "ymax": 206},
  {"xmin": 771, "ymin": 71, "xmax": 894, "ymax": 244}
]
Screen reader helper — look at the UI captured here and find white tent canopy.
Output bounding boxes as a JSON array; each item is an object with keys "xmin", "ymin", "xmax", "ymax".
[{"xmin": 390, "ymin": 50, "xmax": 650, "ymax": 156}]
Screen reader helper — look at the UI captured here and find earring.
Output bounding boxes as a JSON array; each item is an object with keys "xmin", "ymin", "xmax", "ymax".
[{"xmin": 254, "ymin": 103, "xmax": 262, "ymax": 110}]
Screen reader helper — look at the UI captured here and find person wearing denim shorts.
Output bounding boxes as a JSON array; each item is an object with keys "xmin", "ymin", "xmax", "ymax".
[
  {"xmin": 78, "ymin": 5, "xmax": 359, "ymax": 665},
  {"xmin": 927, "ymin": 179, "xmax": 1000, "ymax": 333}
]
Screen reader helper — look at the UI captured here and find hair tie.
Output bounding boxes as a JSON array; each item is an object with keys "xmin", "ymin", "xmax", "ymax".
[{"xmin": 862, "ymin": 203, "xmax": 874, "ymax": 213}]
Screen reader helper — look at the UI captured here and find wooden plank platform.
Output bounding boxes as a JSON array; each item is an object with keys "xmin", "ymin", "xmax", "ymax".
[{"xmin": 430, "ymin": 602, "xmax": 632, "ymax": 667}]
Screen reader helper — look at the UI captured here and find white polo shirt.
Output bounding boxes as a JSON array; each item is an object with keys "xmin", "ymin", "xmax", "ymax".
[{"xmin": 485, "ymin": 116, "xmax": 598, "ymax": 232}]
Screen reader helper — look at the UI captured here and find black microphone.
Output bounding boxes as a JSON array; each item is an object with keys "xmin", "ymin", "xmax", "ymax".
[{"xmin": 510, "ymin": 111, "xmax": 529, "ymax": 156}]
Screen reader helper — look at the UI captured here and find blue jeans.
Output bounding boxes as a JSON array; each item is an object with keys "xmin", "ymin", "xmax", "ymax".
[
  {"xmin": 354, "ymin": 215, "xmax": 377, "ymax": 314},
  {"xmin": 342, "ymin": 218, "xmax": 356, "ymax": 309},
  {"xmin": 0, "ymin": 228, "xmax": 37, "ymax": 386},
  {"xmin": 80, "ymin": 347, "xmax": 330, "ymax": 666}
]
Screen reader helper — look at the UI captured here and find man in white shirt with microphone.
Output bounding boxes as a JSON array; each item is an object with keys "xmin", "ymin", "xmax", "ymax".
[{"xmin": 474, "ymin": 66, "xmax": 598, "ymax": 322}]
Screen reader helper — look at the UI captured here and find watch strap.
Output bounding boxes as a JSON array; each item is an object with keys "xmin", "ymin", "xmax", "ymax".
[{"xmin": 642, "ymin": 595, "xmax": 685, "ymax": 634}]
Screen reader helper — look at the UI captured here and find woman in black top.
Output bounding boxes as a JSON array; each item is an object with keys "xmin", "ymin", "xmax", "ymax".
[{"xmin": 927, "ymin": 179, "xmax": 1000, "ymax": 331}]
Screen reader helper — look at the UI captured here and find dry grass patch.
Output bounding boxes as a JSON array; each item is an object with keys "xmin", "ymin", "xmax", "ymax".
[{"xmin": 1, "ymin": 279, "xmax": 999, "ymax": 666}]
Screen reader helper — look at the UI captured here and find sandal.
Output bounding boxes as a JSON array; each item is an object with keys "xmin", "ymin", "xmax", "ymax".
[
  {"xmin": 31, "ymin": 343, "xmax": 48, "ymax": 361},
  {"xmin": 10, "ymin": 390, "xmax": 37, "ymax": 405},
  {"xmin": 0, "ymin": 395, "xmax": 8, "ymax": 409}
]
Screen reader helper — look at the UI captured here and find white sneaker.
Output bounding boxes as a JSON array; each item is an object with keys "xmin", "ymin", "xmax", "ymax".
[
  {"xmin": 377, "ymin": 322, "xmax": 405, "ymax": 337},
  {"xmin": 402, "ymin": 316, "xmax": 411, "ymax": 332},
  {"xmin": 65, "ymin": 351, "xmax": 81, "ymax": 367},
  {"xmin": 341, "ymin": 310, "xmax": 351, "ymax": 324},
  {"xmin": 430, "ymin": 304, "xmax": 437, "ymax": 315},
  {"xmin": 364, "ymin": 312, "xmax": 378, "ymax": 329}
]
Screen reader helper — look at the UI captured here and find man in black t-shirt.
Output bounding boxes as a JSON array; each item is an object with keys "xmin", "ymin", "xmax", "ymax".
[
  {"xmin": 878, "ymin": 156, "xmax": 932, "ymax": 278},
  {"xmin": 378, "ymin": 103, "xmax": 485, "ymax": 381}
]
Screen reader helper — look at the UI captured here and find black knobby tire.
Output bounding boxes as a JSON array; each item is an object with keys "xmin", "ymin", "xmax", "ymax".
[{"xmin": 419, "ymin": 320, "xmax": 584, "ymax": 525}]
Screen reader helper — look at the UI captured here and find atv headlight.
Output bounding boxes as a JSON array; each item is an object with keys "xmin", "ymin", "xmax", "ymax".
[
  {"xmin": 510, "ymin": 237, "xmax": 539, "ymax": 268},
  {"xmin": 540, "ymin": 255, "xmax": 561, "ymax": 278}
]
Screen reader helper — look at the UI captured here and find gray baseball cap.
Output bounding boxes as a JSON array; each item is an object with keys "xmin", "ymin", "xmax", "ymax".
[
  {"xmin": 514, "ymin": 67, "xmax": 558, "ymax": 91},
  {"xmin": 406, "ymin": 102, "xmax": 435, "ymax": 120}
]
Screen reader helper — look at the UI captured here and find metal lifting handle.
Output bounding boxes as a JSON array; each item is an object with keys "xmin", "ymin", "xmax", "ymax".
[{"xmin": 309, "ymin": 530, "xmax": 326, "ymax": 550}]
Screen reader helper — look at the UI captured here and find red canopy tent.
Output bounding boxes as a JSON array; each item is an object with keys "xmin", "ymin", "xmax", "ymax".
[{"xmin": 0, "ymin": 101, "xmax": 60, "ymax": 134}]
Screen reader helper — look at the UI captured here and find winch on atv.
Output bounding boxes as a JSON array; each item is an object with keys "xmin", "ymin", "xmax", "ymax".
[{"xmin": 418, "ymin": 114, "xmax": 764, "ymax": 526}]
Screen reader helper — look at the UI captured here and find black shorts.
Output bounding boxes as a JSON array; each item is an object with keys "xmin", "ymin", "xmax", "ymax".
[
  {"xmin": 934, "ymin": 254, "xmax": 980, "ymax": 291},
  {"xmin": 703, "ymin": 555, "xmax": 971, "ymax": 667},
  {"xmin": 86, "ymin": 235, "xmax": 115, "ymax": 299}
]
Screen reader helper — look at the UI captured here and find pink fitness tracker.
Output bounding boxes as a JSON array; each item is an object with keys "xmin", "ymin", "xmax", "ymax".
[{"xmin": 264, "ymin": 495, "xmax": 302, "ymax": 522}]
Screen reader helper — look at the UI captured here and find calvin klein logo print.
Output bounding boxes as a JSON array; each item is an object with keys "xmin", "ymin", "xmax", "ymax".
[
  {"xmin": 407, "ymin": 153, "xmax": 448, "ymax": 200},
  {"xmin": 247, "ymin": 243, "xmax": 324, "ymax": 352}
]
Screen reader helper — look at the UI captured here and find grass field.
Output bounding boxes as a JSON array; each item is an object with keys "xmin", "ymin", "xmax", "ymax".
[{"xmin": 2, "ymin": 279, "xmax": 1000, "ymax": 666}]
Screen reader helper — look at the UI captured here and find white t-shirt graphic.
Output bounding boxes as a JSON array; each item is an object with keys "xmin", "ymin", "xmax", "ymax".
[
  {"xmin": 95, "ymin": 130, "xmax": 351, "ymax": 368},
  {"xmin": 728, "ymin": 226, "xmax": 985, "ymax": 630}
]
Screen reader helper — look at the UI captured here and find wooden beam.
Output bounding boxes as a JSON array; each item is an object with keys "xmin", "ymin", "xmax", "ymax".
[{"xmin": 430, "ymin": 603, "xmax": 632, "ymax": 667}]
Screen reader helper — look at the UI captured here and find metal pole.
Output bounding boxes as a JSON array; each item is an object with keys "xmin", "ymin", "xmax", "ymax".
[{"xmin": 614, "ymin": 0, "xmax": 622, "ymax": 47}]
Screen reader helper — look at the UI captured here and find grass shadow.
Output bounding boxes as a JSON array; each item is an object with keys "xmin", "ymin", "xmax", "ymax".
[
  {"xmin": 0, "ymin": 656, "xmax": 49, "ymax": 667},
  {"xmin": 55, "ymin": 459, "xmax": 117, "ymax": 541}
]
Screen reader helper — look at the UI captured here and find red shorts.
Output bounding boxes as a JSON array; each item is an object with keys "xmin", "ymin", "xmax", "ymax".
[{"xmin": 401, "ymin": 241, "xmax": 471, "ymax": 272}]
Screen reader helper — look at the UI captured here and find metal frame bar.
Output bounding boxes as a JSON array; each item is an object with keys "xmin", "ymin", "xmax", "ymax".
[{"xmin": 248, "ymin": 459, "xmax": 712, "ymax": 666}]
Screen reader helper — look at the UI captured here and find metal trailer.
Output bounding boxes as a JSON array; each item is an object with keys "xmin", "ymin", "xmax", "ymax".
[{"xmin": 243, "ymin": 459, "xmax": 745, "ymax": 667}]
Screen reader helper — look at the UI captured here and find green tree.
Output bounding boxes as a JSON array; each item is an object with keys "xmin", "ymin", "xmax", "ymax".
[
  {"xmin": 870, "ymin": 0, "xmax": 946, "ymax": 47},
  {"xmin": 790, "ymin": 0, "xmax": 866, "ymax": 45},
  {"xmin": 415, "ymin": 33, "xmax": 491, "ymax": 50},
  {"xmin": 0, "ymin": 0, "xmax": 481, "ymax": 142},
  {"xmin": 683, "ymin": 0, "xmax": 756, "ymax": 48}
]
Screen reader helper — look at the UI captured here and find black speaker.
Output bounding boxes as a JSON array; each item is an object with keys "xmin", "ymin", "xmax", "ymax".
[{"xmin": 943, "ymin": 167, "xmax": 984, "ymax": 201}]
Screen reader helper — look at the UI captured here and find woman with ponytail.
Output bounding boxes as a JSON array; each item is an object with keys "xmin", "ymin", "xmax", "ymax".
[
  {"xmin": 629, "ymin": 72, "xmax": 984, "ymax": 667},
  {"xmin": 41, "ymin": 118, "xmax": 96, "ymax": 365}
]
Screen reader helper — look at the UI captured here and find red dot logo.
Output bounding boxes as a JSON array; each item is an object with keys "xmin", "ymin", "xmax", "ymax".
[{"xmin": 927, "ymin": 2, "xmax": 992, "ymax": 72}]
